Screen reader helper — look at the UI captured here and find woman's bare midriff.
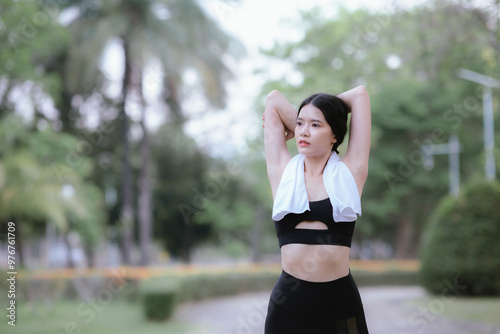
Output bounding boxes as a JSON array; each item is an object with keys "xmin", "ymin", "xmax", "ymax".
[{"xmin": 280, "ymin": 220, "xmax": 350, "ymax": 282}]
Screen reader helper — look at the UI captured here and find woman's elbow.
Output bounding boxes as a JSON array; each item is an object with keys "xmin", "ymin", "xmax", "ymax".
[
  {"xmin": 355, "ymin": 85, "xmax": 368, "ymax": 98},
  {"xmin": 266, "ymin": 90, "xmax": 284, "ymax": 104},
  {"xmin": 267, "ymin": 89, "xmax": 282, "ymax": 98}
]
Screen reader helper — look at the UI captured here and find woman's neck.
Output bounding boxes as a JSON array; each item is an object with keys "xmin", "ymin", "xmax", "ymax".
[{"xmin": 303, "ymin": 152, "xmax": 332, "ymax": 177}]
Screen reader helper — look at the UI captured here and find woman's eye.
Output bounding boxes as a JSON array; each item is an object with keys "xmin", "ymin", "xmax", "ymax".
[
  {"xmin": 312, "ymin": 123, "xmax": 319, "ymax": 127},
  {"xmin": 297, "ymin": 122, "xmax": 302, "ymax": 126}
]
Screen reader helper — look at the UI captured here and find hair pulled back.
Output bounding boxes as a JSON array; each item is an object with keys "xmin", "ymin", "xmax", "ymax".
[{"xmin": 297, "ymin": 93, "xmax": 349, "ymax": 154}]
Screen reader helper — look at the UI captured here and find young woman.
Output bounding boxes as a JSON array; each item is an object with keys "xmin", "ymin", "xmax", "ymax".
[{"xmin": 263, "ymin": 86, "xmax": 371, "ymax": 333}]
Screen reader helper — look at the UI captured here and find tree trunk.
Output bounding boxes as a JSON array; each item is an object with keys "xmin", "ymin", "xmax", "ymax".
[
  {"xmin": 164, "ymin": 77, "xmax": 185, "ymax": 125},
  {"xmin": 85, "ymin": 244, "xmax": 95, "ymax": 268},
  {"xmin": 118, "ymin": 36, "xmax": 135, "ymax": 265},
  {"xmin": 181, "ymin": 223, "xmax": 192, "ymax": 263},
  {"xmin": 59, "ymin": 89, "xmax": 76, "ymax": 133},
  {"xmin": 137, "ymin": 65, "xmax": 153, "ymax": 266},
  {"xmin": 137, "ymin": 123, "xmax": 152, "ymax": 266},
  {"xmin": 394, "ymin": 213, "xmax": 414, "ymax": 259},
  {"xmin": 63, "ymin": 230, "xmax": 75, "ymax": 269},
  {"xmin": 250, "ymin": 205, "xmax": 264, "ymax": 263}
]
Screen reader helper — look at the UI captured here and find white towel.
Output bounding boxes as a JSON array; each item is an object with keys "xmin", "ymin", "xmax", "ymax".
[{"xmin": 272, "ymin": 153, "xmax": 362, "ymax": 222}]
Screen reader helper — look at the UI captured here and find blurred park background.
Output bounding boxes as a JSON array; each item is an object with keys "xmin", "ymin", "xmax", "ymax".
[{"xmin": 1, "ymin": 0, "xmax": 500, "ymax": 333}]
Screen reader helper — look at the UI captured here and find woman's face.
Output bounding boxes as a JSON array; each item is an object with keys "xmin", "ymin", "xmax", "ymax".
[{"xmin": 295, "ymin": 104, "xmax": 336, "ymax": 156}]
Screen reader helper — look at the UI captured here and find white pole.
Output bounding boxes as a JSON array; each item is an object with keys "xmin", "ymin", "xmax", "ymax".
[
  {"xmin": 483, "ymin": 87, "xmax": 496, "ymax": 180},
  {"xmin": 457, "ymin": 68, "xmax": 498, "ymax": 181},
  {"xmin": 421, "ymin": 136, "xmax": 462, "ymax": 197},
  {"xmin": 449, "ymin": 135, "xmax": 460, "ymax": 197}
]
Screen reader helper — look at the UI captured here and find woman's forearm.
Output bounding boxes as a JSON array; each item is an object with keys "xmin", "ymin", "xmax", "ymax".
[
  {"xmin": 266, "ymin": 90, "xmax": 298, "ymax": 135},
  {"xmin": 338, "ymin": 85, "xmax": 371, "ymax": 179}
]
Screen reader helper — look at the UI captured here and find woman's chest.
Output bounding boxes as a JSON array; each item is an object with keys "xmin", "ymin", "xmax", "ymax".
[{"xmin": 304, "ymin": 174, "xmax": 328, "ymax": 201}]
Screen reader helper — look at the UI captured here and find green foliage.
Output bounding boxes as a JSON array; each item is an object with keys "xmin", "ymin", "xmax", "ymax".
[
  {"xmin": 176, "ymin": 271, "xmax": 279, "ymax": 302},
  {"xmin": 140, "ymin": 279, "xmax": 179, "ymax": 321},
  {"xmin": 353, "ymin": 270, "xmax": 420, "ymax": 286},
  {"xmin": 60, "ymin": 0, "xmax": 240, "ymax": 104},
  {"xmin": 420, "ymin": 180, "xmax": 500, "ymax": 296},
  {"xmin": 151, "ymin": 123, "xmax": 212, "ymax": 260},
  {"xmin": 150, "ymin": 122, "xmax": 276, "ymax": 261},
  {"xmin": 0, "ymin": 115, "xmax": 104, "ymax": 249},
  {"xmin": 52, "ymin": 0, "xmax": 243, "ymax": 265},
  {"xmin": 142, "ymin": 292, "xmax": 178, "ymax": 321},
  {"xmin": 0, "ymin": 0, "xmax": 69, "ymax": 103}
]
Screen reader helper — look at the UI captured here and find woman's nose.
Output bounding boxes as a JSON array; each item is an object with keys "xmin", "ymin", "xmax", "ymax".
[{"xmin": 299, "ymin": 125, "xmax": 309, "ymax": 137}]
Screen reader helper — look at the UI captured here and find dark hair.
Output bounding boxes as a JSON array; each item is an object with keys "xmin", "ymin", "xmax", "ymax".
[{"xmin": 297, "ymin": 93, "xmax": 349, "ymax": 154}]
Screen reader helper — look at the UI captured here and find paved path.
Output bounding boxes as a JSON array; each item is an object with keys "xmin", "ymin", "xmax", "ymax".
[{"xmin": 173, "ymin": 286, "xmax": 500, "ymax": 334}]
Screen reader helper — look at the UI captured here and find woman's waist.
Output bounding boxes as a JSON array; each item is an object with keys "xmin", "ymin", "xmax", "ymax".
[{"xmin": 280, "ymin": 244, "xmax": 350, "ymax": 282}]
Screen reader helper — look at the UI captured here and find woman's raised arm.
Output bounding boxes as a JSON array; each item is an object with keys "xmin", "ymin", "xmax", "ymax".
[
  {"xmin": 264, "ymin": 90, "xmax": 296, "ymax": 198},
  {"xmin": 338, "ymin": 86, "xmax": 371, "ymax": 193}
]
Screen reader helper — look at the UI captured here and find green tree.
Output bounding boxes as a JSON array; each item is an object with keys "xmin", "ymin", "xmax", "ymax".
[
  {"xmin": 151, "ymin": 123, "xmax": 211, "ymax": 262},
  {"xmin": 0, "ymin": 0, "xmax": 107, "ymax": 268},
  {"xmin": 0, "ymin": 0, "xmax": 69, "ymax": 119},
  {"xmin": 53, "ymin": 0, "xmax": 241, "ymax": 265},
  {"xmin": 0, "ymin": 115, "xmax": 104, "ymax": 268}
]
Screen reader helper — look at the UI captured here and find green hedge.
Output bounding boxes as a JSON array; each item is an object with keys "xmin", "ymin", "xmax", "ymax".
[
  {"xmin": 420, "ymin": 180, "xmax": 500, "ymax": 296},
  {"xmin": 140, "ymin": 279, "xmax": 179, "ymax": 321},
  {"xmin": 138, "ymin": 268, "xmax": 420, "ymax": 321},
  {"xmin": 353, "ymin": 270, "xmax": 419, "ymax": 286},
  {"xmin": 0, "ymin": 276, "xmax": 139, "ymax": 306},
  {"xmin": 177, "ymin": 271, "xmax": 279, "ymax": 302}
]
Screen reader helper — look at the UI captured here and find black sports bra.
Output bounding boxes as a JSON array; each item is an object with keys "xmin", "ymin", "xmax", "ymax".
[{"xmin": 273, "ymin": 198, "xmax": 355, "ymax": 248}]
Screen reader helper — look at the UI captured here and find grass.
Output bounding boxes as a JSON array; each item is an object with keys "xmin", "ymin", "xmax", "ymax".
[
  {"xmin": 0, "ymin": 299, "xmax": 197, "ymax": 334},
  {"xmin": 406, "ymin": 295, "xmax": 500, "ymax": 327}
]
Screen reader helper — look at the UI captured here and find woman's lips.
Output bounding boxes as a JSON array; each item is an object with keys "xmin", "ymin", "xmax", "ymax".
[{"xmin": 299, "ymin": 140, "xmax": 310, "ymax": 147}]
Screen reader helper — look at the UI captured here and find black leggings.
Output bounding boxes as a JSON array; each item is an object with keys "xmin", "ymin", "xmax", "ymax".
[{"xmin": 265, "ymin": 270, "xmax": 369, "ymax": 334}]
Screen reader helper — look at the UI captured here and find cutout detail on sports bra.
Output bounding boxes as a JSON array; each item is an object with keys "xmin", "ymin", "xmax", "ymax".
[
  {"xmin": 295, "ymin": 220, "xmax": 329, "ymax": 230},
  {"xmin": 294, "ymin": 197, "xmax": 330, "ymax": 230}
]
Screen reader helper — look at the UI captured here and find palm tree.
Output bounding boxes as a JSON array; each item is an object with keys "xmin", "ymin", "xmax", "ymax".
[
  {"xmin": 0, "ymin": 115, "xmax": 103, "ymax": 269},
  {"xmin": 58, "ymin": 0, "xmax": 240, "ymax": 265}
]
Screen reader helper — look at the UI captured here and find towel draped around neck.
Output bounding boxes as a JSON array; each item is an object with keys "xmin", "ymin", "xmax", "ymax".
[{"xmin": 272, "ymin": 153, "xmax": 361, "ymax": 222}]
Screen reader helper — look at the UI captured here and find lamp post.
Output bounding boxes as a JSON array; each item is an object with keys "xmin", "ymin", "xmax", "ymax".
[
  {"xmin": 457, "ymin": 68, "xmax": 498, "ymax": 181},
  {"xmin": 422, "ymin": 134, "xmax": 462, "ymax": 197}
]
